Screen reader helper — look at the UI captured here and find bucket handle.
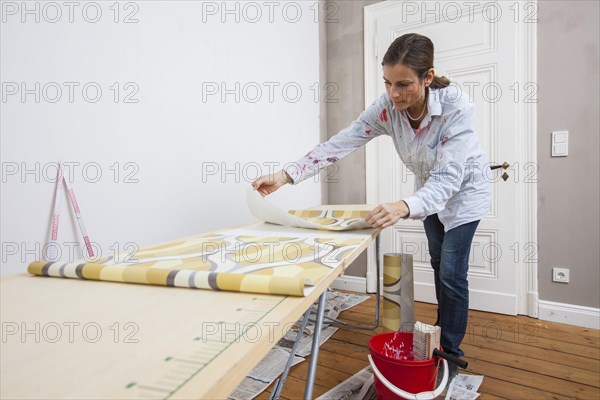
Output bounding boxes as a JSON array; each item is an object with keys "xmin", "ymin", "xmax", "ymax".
[{"xmin": 367, "ymin": 355, "xmax": 448, "ymax": 400}]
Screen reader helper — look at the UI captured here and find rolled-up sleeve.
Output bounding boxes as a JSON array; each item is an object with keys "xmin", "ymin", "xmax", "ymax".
[
  {"xmin": 403, "ymin": 104, "xmax": 478, "ymax": 220},
  {"xmin": 284, "ymin": 94, "xmax": 390, "ymax": 184}
]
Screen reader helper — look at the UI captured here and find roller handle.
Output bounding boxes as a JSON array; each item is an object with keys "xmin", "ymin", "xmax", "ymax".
[{"xmin": 432, "ymin": 348, "xmax": 468, "ymax": 369}]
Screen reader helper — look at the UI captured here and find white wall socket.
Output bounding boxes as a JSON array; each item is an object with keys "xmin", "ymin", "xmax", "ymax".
[{"xmin": 553, "ymin": 268, "xmax": 570, "ymax": 283}]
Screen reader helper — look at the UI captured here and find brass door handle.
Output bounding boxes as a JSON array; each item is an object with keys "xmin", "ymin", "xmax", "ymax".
[{"xmin": 490, "ymin": 162, "xmax": 510, "ymax": 181}]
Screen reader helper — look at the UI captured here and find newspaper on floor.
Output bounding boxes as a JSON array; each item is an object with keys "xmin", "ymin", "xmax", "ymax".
[
  {"xmin": 352, "ymin": 374, "xmax": 376, "ymax": 400},
  {"xmin": 340, "ymin": 293, "xmax": 370, "ymax": 311},
  {"xmin": 316, "ymin": 366, "xmax": 374, "ymax": 400},
  {"xmin": 304, "ymin": 290, "xmax": 367, "ymax": 333},
  {"xmin": 227, "ymin": 346, "xmax": 304, "ymax": 400},
  {"xmin": 445, "ymin": 374, "xmax": 484, "ymax": 400},
  {"xmin": 318, "ymin": 290, "xmax": 348, "ymax": 325},
  {"xmin": 277, "ymin": 326, "xmax": 338, "ymax": 357},
  {"xmin": 450, "ymin": 374, "xmax": 484, "ymax": 392},
  {"xmin": 276, "ymin": 290, "xmax": 346, "ymax": 355}
]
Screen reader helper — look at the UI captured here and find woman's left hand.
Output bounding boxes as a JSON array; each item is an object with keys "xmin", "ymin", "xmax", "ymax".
[{"xmin": 365, "ymin": 201, "xmax": 410, "ymax": 229}]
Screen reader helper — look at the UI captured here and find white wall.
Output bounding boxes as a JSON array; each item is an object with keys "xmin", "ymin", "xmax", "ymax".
[{"xmin": 1, "ymin": 1, "xmax": 323, "ymax": 274}]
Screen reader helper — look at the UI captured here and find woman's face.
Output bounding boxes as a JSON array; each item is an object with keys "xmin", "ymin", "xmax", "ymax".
[{"xmin": 383, "ymin": 63, "xmax": 433, "ymax": 111}]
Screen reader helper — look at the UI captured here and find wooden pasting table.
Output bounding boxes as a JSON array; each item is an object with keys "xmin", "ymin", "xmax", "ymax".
[{"xmin": 1, "ymin": 214, "xmax": 379, "ymax": 400}]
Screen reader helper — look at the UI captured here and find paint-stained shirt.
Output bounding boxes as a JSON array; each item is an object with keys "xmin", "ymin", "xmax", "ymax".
[{"xmin": 284, "ymin": 86, "xmax": 491, "ymax": 232}]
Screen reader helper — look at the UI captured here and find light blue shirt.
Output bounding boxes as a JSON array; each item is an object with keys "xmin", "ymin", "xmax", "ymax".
[{"xmin": 284, "ymin": 86, "xmax": 491, "ymax": 232}]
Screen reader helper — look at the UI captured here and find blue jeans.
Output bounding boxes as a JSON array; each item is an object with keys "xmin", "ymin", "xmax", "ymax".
[{"xmin": 423, "ymin": 214, "xmax": 479, "ymax": 358}]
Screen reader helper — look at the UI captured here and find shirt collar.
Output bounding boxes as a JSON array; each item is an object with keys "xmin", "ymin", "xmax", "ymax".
[
  {"xmin": 427, "ymin": 88, "xmax": 443, "ymax": 117},
  {"xmin": 413, "ymin": 88, "xmax": 442, "ymax": 131}
]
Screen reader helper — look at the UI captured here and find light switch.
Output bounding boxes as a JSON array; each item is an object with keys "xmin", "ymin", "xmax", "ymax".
[{"xmin": 552, "ymin": 131, "xmax": 569, "ymax": 157}]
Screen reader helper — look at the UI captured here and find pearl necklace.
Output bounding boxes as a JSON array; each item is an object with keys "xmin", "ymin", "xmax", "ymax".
[{"xmin": 406, "ymin": 102, "xmax": 427, "ymax": 121}]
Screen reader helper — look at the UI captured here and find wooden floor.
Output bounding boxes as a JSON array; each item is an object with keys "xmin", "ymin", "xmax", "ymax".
[{"xmin": 256, "ymin": 295, "xmax": 600, "ymax": 399}]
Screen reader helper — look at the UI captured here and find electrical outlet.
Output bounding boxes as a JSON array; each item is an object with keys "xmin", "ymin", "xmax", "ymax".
[{"xmin": 553, "ymin": 268, "xmax": 570, "ymax": 283}]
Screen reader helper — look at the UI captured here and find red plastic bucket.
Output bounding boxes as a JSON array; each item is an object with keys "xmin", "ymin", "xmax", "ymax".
[{"xmin": 368, "ymin": 332, "xmax": 446, "ymax": 400}]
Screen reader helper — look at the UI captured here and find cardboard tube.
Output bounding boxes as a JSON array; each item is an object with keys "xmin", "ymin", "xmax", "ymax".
[{"xmin": 382, "ymin": 253, "xmax": 414, "ymax": 332}]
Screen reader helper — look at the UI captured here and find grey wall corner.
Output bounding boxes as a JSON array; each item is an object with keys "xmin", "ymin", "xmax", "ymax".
[
  {"xmin": 325, "ymin": 0, "xmax": 382, "ymax": 277},
  {"xmin": 319, "ymin": 0, "xmax": 329, "ymax": 205},
  {"xmin": 537, "ymin": 0, "xmax": 600, "ymax": 309}
]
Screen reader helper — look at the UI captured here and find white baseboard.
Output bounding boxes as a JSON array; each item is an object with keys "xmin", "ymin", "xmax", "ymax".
[
  {"xmin": 538, "ymin": 300, "xmax": 600, "ymax": 330},
  {"xmin": 332, "ymin": 275, "xmax": 368, "ymax": 293},
  {"xmin": 414, "ymin": 282, "xmax": 519, "ymax": 314}
]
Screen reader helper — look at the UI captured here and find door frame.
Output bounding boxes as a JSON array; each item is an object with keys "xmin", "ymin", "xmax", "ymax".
[{"xmin": 363, "ymin": 0, "xmax": 538, "ymax": 317}]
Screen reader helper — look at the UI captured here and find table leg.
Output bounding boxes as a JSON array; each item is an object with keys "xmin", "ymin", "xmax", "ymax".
[
  {"xmin": 278, "ymin": 234, "xmax": 382, "ymax": 398},
  {"xmin": 270, "ymin": 308, "xmax": 312, "ymax": 400},
  {"xmin": 303, "ymin": 288, "xmax": 328, "ymax": 400},
  {"xmin": 318, "ymin": 235, "xmax": 381, "ymax": 330}
]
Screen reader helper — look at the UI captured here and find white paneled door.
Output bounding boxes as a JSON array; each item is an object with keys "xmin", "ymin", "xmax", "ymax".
[{"xmin": 364, "ymin": 1, "xmax": 538, "ymax": 316}]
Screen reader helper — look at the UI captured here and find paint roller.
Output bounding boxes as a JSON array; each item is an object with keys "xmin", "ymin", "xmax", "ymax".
[{"xmin": 413, "ymin": 321, "xmax": 468, "ymax": 369}]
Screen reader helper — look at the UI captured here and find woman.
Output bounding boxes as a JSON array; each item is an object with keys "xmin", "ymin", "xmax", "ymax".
[{"xmin": 252, "ymin": 33, "xmax": 491, "ymax": 379}]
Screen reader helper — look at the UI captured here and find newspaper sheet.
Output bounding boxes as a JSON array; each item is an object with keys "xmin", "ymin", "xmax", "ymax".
[
  {"xmin": 340, "ymin": 293, "xmax": 370, "ymax": 311},
  {"xmin": 316, "ymin": 366, "xmax": 374, "ymax": 400},
  {"xmin": 227, "ymin": 346, "xmax": 304, "ymax": 400},
  {"xmin": 445, "ymin": 374, "xmax": 484, "ymax": 400},
  {"xmin": 278, "ymin": 326, "xmax": 338, "ymax": 357}
]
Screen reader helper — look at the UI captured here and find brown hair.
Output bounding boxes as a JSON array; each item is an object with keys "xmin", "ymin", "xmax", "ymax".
[{"xmin": 381, "ymin": 33, "xmax": 450, "ymax": 89}]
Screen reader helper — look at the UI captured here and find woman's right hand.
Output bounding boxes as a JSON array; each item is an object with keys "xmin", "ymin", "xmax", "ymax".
[{"xmin": 251, "ymin": 170, "xmax": 291, "ymax": 197}]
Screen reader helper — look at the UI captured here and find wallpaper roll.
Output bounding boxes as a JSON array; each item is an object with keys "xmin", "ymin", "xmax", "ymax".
[
  {"xmin": 382, "ymin": 253, "xmax": 415, "ymax": 332},
  {"xmin": 28, "ymin": 224, "xmax": 372, "ymax": 297}
]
